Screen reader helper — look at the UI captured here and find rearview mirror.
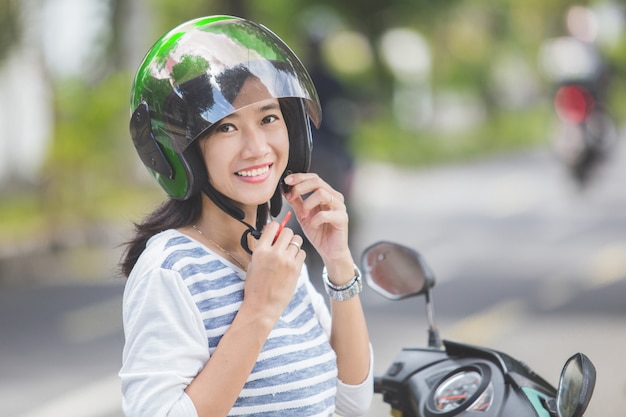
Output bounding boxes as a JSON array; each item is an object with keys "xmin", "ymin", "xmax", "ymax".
[
  {"xmin": 361, "ymin": 241, "xmax": 435, "ymax": 300},
  {"xmin": 557, "ymin": 353, "xmax": 596, "ymax": 417}
]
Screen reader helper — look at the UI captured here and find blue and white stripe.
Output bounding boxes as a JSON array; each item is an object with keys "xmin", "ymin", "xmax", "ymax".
[{"xmin": 160, "ymin": 234, "xmax": 338, "ymax": 416}]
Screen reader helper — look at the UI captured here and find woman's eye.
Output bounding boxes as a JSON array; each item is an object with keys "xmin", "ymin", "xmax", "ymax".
[
  {"xmin": 217, "ymin": 123, "xmax": 235, "ymax": 133},
  {"xmin": 262, "ymin": 114, "xmax": 278, "ymax": 124}
]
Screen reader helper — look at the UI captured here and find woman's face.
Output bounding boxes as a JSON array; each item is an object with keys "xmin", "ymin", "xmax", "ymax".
[{"xmin": 199, "ymin": 97, "xmax": 289, "ymax": 208}]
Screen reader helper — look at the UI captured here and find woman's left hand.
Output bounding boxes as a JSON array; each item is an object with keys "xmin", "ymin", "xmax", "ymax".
[{"xmin": 283, "ymin": 173, "xmax": 350, "ymax": 263}]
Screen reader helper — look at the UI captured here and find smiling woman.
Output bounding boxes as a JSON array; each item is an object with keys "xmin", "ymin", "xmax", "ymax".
[
  {"xmin": 119, "ymin": 15, "xmax": 373, "ymax": 417},
  {"xmin": 198, "ymin": 98, "xmax": 290, "ymax": 207}
]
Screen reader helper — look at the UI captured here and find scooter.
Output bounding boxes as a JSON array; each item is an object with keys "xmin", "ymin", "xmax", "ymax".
[
  {"xmin": 552, "ymin": 81, "xmax": 616, "ymax": 186},
  {"xmin": 538, "ymin": 35, "xmax": 616, "ymax": 187},
  {"xmin": 361, "ymin": 241, "xmax": 596, "ymax": 417}
]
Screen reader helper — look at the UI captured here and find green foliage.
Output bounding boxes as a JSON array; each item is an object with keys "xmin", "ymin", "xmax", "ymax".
[
  {"xmin": 0, "ymin": 0, "xmax": 19, "ymax": 63},
  {"xmin": 49, "ymin": 75, "xmax": 130, "ymax": 170},
  {"xmin": 151, "ymin": 0, "xmax": 217, "ymax": 34},
  {"xmin": 0, "ymin": 191, "xmax": 46, "ymax": 244},
  {"xmin": 2, "ymin": 0, "xmax": 626, "ymax": 244},
  {"xmin": 40, "ymin": 73, "xmax": 133, "ymax": 227},
  {"xmin": 353, "ymin": 104, "xmax": 553, "ymax": 166}
]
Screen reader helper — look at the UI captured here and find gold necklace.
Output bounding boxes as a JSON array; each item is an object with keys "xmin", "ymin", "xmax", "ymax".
[{"xmin": 192, "ymin": 225, "xmax": 247, "ymax": 271}]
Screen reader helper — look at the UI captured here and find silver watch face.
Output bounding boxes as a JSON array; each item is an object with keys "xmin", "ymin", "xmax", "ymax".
[
  {"xmin": 325, "ymin": 269, "xmax": 363, "ymax": 301},
  {"xmin": 338, "ymin": 282, "xmax": 363, "ymax": 301}
]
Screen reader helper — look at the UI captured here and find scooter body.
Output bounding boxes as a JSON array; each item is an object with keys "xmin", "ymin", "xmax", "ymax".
[
  {"xmin": 361, "ymin": 241, "xmax": 596, "ymax": 417},
  {"xmin": 376, "ymin": 341, "xmax": 558, "ymax": 417}
]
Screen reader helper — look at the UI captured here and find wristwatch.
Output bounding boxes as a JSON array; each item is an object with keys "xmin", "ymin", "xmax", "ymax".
[{"xmin": 323, "ymin": 264, "xmax": 363, "ymax": 301}]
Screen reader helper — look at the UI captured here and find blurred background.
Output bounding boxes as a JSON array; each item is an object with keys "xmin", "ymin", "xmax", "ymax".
[{"xmin": 0, "ymin": 0, "xmax": 624, "ymax": 416}]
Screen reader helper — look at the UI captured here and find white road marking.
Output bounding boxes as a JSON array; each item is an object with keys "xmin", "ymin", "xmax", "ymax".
[
  {"xmin": 587, "ymin": 242, "xmax": 626, "ymax": 288},
  {"xmin": 15, "ymin": 374, "xmax": 121, "ymax": 417},
  {"xmin": 444, "ymin": 299, "xmax": 527, "ymax": 346}
]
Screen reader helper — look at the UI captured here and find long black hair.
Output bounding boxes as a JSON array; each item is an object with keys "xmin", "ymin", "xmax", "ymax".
[{"xmin": 119, "ymin": 195, "xmax": 201, "ymax": 278}]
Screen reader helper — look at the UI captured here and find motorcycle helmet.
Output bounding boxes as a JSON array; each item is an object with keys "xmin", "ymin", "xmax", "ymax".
[{"xmin": 129, "ymin": 15, "xmax": 322, "ymax": 204}]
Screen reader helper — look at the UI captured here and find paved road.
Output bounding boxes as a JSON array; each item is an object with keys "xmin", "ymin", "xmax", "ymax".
[
  {"xmin": 1, "ymin": 140, "xmax": 625, "ymax": 417},
  {"xmin": 0, "ymin": 280, "xmax": 125, "ymax": 417},
  {"xmin": 353, "ymin": 141, "xmax": 626, "ymax": 416}
]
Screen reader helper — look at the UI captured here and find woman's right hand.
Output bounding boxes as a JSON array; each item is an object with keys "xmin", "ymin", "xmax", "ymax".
[{"xmin": 242, "ymin": 221, "xmax": 306, "ymax": 323}]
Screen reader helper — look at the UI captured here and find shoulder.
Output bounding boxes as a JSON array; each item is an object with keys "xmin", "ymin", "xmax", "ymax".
[
  {"xmin": 126, "ymin": 229, "xmax": 241, "ymax": 293},
  {"xmin": 123, "ymin": 230, "xmax": 226, "ymax": 317},
  {"xmin": 131, "ymin": 229, "xmax": 215, "ymax": 276},
  {"xmin": 123, "ymin": 230, "xmax": 189, "ymax": 297}
]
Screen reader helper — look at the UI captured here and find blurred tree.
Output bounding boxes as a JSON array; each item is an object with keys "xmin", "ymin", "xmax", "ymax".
[
  {"xmin": 1, "ymin": 0, "xmax": 624, "ymax": 245},
  {"xmin": 35, "ymin": 0, "xmax": 135, "ymax": 243},
  {"xmin": 0, "ymin": 0, "xmax": 19, "ymax": 63},
  {"xmin": 149, "ymin": 0, "xmax": 252, "ymax": 34},
  {"xmin": 108, "ymin": 0, "xmax": 132, "ymax": 71}
]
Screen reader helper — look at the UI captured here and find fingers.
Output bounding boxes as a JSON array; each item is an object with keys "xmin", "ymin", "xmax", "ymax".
[
  {"xmin": 287, "ymin": 238, "xmax": 302, "ymax": 251},
  {"xmin": 323, "ymin": 193, "xmax": 334, "ymax": 207},
  {"xmin": 257, "ymin": 219, "xmax": 304, "ymax": 256},
  {"xmin": 281, "ymin": 173, "xmax": 350, "ymax": 262},
  {"xmin": 283, "ymin": 173, "xmax": 344, "ymax": 215},
  {"xmin": 319, "ymin": 189, "xmax": 338, "ymax": 210},
  {"xmin": 276, "ymin": 229, "xmax": 305, "ymax": 258},
  {"xmin": 244, "ymin": 223, "xmax": 304, "ymax": 320}
]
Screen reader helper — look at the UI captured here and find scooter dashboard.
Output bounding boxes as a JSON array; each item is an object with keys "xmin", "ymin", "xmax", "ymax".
[{"xmin": 376, "ymin": 344, "xmax": 556, "ymax": 417}]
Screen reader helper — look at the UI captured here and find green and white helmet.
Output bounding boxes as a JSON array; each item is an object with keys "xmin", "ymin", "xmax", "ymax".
[{"xmin": 129, "ymin": 15, "xmax": 322, "ymax": 200}]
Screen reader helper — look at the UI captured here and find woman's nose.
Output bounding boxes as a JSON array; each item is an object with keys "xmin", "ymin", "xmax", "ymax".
[{"xmin": 241, "ymin": 127, "xmax": 271, "ymax": 158}]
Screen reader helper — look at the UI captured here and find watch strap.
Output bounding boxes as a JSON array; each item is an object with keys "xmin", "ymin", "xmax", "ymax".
[{"xmin": 323, "ymin": 264, "xmax": 363, "ymax": 301}]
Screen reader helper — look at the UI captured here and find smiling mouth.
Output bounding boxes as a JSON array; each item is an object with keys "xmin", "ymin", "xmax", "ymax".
[{"xmin": 235, "ymin": 165, "xmax": 271, "ymax": 177}]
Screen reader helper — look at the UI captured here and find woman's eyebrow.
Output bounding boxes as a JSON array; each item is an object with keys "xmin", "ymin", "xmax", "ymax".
[
  {"xmin": 258, "ymin": 102, "xmax": 280, "ymax": 112},
  {"xmin": 223, "ymin": 102, "xmax": 280, "ymax": 121}
]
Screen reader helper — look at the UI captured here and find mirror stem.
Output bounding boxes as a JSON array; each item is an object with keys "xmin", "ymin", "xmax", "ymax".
[{"xmin": 425, "ymin": 291, "xmax": 442, "ymax": 348}]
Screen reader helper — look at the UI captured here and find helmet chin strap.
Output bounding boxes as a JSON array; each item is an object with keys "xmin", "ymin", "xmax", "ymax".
[{"xmin": 201, "ymin": 181, "xmax": 284, "ymax": 255}]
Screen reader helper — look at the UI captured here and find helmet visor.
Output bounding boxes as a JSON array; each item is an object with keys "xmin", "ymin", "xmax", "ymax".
[{"xmin": 132, "ymin": 16, "xmax": 321, "ymax": 153}]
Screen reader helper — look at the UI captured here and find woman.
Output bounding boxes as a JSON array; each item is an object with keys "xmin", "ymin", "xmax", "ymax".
[{"xmin": 120, "ymin": 16, "xmax": 373, "ymax": 417}]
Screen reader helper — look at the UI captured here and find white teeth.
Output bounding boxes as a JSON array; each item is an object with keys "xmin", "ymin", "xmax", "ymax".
[{"xmin": 236, "ymin": 165, "xmax": 270, "ymax": 177}]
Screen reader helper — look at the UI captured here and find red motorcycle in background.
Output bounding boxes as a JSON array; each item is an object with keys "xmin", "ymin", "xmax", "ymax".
[
  {"xmin": 539, "ymin": 8, "xmax": 618, "ymax": 187},
  {"xmin": 551, "ymin": 76, "xmax": 616, "ymax": 186}
]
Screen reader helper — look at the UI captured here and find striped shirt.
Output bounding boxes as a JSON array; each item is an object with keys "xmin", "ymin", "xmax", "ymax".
[{"xmin": 121, "ymin": 229, "xmax": 371, "ymax": 417}]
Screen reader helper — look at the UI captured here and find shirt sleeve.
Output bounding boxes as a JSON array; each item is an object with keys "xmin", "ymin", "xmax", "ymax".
[
  {"xmin": 306, "ymin": 274, "xmax": 374, "ymax": 417},
  {"xmin": 120, "ymin": 267, "xmax": 206, "ymax": 417},
  {"xmin": 334, "ymin": 346, "xmax": 374, "ymax": 417}
]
